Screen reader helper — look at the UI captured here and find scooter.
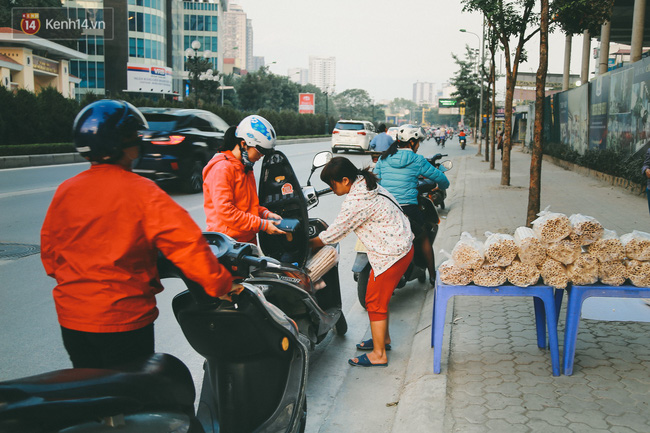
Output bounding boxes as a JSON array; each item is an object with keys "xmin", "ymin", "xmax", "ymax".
[
  {"xmin": 255, "ymin": 150, "xmax": 347, "ymax": 349},
  {"xmin": 352, "ymin": 159, "xmax": 453, "ymax": 307},
  {"xmin": 0, "ymin": 234, "xmax": 308, "ymax": 433},
  {"xmin": 459, "ymin": 135, "xmax": 467, "ymax": 150}
]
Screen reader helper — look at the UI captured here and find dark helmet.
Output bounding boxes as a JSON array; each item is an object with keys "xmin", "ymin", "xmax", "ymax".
[{"xmin": 73, "ymin": 99, "xmax": 148, "ymax": 163}]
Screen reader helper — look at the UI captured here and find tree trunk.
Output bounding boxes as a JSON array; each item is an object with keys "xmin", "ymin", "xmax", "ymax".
[
  {"xmin": 490, "ymin": 53, "xmax": 497, "ymax": 170},
  {"xmin": 527, "ymin": 0, "xmax": 549, "ymax": 225},
  {"xmin": 501, "ymin": 71, "xmax": 515, "ymax": 185}
]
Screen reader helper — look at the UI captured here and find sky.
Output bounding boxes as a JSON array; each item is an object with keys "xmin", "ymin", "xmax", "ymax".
[{"xmin": 235, "ymin": 0, "xmax": 599, "ymax": 102}]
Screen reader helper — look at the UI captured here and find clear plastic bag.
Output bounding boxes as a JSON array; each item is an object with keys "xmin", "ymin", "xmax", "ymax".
[
  {"xmin": 626, "ymin": 260, "xmax": 650, "ymax": 287},
  {"xmin": 599, "ymin": 260, "xmax": 627, "ymax": 286},
  {"xmin": 505, "ymin": 259, "xmax": 540, "ymax": 287},
  {"xmin": 451, "ymin": 232, "xmax": 485, "ymax": 269},
  {"xmin": 547, "ymin": 238, "xmax": 581, "ymax": 265},
  {"xmin": 473, "ymin": 264, "xmax": 507, "ymax": 287},
  {"xmin": 531, "ymin": 206, "xmax": 571, "ymax": 244},
  {"xmin": 484, "ymin": 232, "xmax": 518, "ymax": 267},
  {"xmin": 514, "ymin": 226, "xmax": 547, "ymax": 266},
  {"xmin": 438, "ymin": 250, "xmax": 473, "ymax": 285},
  {"xmin": 568, "ymin": 214, "xmax": 604, "ymax": 246},
  {"xmin": 539, "ymin": 258, "xmax": 569, "ymax": 289},
  {"xmin": 566, "ymin": 253, "xmax": 599, "ymax": 286},
  {"xmin": 621, "ymin": 230, "xmax": 650, "ymax": 261},
  {"xmin": 587, "ymin": 229, "xmax": 624, "ymax": 263}
]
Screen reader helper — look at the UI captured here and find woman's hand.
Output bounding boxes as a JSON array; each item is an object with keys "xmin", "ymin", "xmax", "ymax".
[
  {"xmin": 267, "ymin": 211, "xmax": 282, "ymax": 220},
  {"xmin": 309, "ymin": 236, "xmax": 325, "ymax": 251},
  {"xmin": 263, "ymin": 219, "xmax": 286, "ymax": 235}
]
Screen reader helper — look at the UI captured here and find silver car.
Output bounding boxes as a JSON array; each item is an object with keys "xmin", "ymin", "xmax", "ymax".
[{"xmin": 331, "ymin": 120, "xmax": 377, "ymax": 153}]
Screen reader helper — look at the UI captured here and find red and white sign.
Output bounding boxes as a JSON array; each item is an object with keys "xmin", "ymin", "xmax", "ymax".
[{"xmin": 299, "ymin": 93, "xmax": 315, "ymax": 114}]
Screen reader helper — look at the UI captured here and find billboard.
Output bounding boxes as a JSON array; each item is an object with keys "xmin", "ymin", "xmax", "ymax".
[
  {"xmin": 127, "ymin": 63, "xmax": 173, "ymax": 93},
  {"xmin": 438, "ymin": 98, "xmax": 458, "ymax": 108},
  {"xmin": 299, "ymin": 93, "xmax": 315, "ymax": 114}
]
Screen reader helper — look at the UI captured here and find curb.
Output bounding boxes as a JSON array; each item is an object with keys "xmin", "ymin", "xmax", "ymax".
[{"xmin": 0, "ymin": 138, "xmax": 327, "ymax": 170}]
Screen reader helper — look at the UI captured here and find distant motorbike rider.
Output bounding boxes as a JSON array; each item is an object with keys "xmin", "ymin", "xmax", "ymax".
[
  {"xmin": 373, "ymin": 124, "xmax": 450, "ymax": 285},
  {"xmin": 41, "ymin": 99, "xmax": 235, "ymax": 369},
  {"xmin": 203, "ymin": 115, "xmax": 285, "ymax": 244}
]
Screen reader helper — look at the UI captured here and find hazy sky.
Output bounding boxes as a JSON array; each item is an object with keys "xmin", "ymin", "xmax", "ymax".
[{"xmin": 236, "ymin": 0, "xmax": 598, "ymax": 101}]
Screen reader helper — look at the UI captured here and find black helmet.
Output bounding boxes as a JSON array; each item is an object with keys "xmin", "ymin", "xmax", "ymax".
[{"xmin": 73, "ymin": 99, "xmax": 148, "ymax": 163}]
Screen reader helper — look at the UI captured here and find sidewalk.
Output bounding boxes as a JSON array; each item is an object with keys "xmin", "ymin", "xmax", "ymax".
[{"xmin": 397, "ymin": 143, "xmax": 650, "ymax": 432}]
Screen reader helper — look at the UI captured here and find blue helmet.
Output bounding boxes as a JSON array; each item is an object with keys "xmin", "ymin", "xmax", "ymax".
[{"xmin": 73, "ymin": 99, "xmax": 148, "ymax": 163}]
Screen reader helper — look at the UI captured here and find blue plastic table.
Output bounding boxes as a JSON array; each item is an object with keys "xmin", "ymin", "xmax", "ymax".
[
  {"xmin": 556, "ymin": 284, "xmax": 650, "ymax": 375},
  {"xmin": 431, "ymin": 275, "xmax": 561, "ymax": 376}
]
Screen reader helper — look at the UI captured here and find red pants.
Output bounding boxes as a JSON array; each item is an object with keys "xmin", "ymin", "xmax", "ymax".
[{"xmin": 366, "ymin": 247, "xmax": 414, "ymax": 321}]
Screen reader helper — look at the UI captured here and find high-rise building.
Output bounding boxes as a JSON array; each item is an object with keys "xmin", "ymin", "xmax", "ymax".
[
  {"xmin": 62, "ymin": 0, "xmax": 229, "ymax": 101},
  {"xmin": 223, "ymin": 3, "xmax": 247, "ymax": 71},
  {"xmin": 251, "ymin": 56, "xmax": 265, "ymax": 72},
  {"xmin": 308, "ymin": 56, "xmax": 335, "ymax": 93},
  {"xmin": 413, "ymin": 81, "xmax": 435, "ymax": 105},
  {"xmin": 245, "ymin": 18, "xmax": 253, "ymax": 71},
  {"xmin": 288, "ymin": 67, "xmax": 308, "ymax": 85}
]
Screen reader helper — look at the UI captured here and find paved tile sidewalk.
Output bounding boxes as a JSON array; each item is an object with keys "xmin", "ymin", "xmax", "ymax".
[{"xmin": 429, "ymin": 145, "xmax": 650, "ymax": 432}]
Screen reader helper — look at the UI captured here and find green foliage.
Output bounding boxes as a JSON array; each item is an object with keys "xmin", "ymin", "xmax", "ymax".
[
  {"xmin": 551, "ymin": 0, "xmax": 614, "ymax": 36},
  {"xmin": 332, "ymin": 88, "xmax": 374, "ymax": 120},
  {"xmin": 237, "ymin": 67, "xmax": 300, "ymax": 112},
  {"xmin": 543, "ymin": 141, "xmax": 646, "ymax": 185},
  {"xmin": 450, "ymin": 45, "xmax": 482, "ymax": 126},
  {"xmin": 0, "ymin": 143, "xmax": 74, "ymax": 156}
]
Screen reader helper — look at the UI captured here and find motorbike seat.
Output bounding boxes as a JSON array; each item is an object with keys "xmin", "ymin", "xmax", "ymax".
[{"xmin": 0, "ymin": 353, "xmax": 196, "ymax": 430}]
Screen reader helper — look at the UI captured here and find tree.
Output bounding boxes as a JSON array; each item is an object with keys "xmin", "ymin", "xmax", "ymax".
[
  {"xmin": 332, "ymin": 89, "xmax": 374, "ymax": 120},
  {"xmin": 463, "ymin": 0, "xmax": 540, "ymax": 186},
  {"xmin": 236, "ymin": 67, "xmax": 300, "ymax": 112},
  {"xmin": 525, "ymin": 0, "xmax": 614, "ymax": 225}
]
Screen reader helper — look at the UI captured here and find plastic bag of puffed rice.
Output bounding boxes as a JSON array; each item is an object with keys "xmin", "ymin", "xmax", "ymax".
[
  {"xmin": 531, "ymin": 206, "xmax": 571, "ymax": 244},
  {"xmin": 473, "ymin": 264, "xmax": 507, "ymax": 287},
  {"xmin": 568, "ymin": 214, "xmax": 604, "ymax": 246},
  {"xmin": 620, "ymin": 230, "xmax": 650, "ymax": 261},
  {"xmin": 483, "ymin": 232, "xmax": 518, "ymax": 267},
  {"xmin": 438, "ymin": 250, "xmax": 473, "ymax": 286},
  {"xmin": 451, "ymin": 232, "xmax": 485, "ymax": 269},
  {"xmin": 587, "ymin": 229, "xmax": 624, "ymax": 263},
  {"xmin": 514, "ymin": 227, "xmax": 547, "ymax": 266}
]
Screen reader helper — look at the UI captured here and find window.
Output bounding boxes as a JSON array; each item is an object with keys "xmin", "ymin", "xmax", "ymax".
[
  {"xmin": 96, "ymin": 37, "xmax": 104, "ymax": 55},
  {"xmin": 97, "ymin": 62, "xmax": 105, "ymax": 88},
  {"xmin": 145, "ymin": 39, "xmax": 151, "ymax": 58},
  {"xmin": 137, "ymin": 38, "xmax": 144, "ymax": 58},
  {"xmin": 136, "ymin": 12, "xmax": 143, "ymax": 32},
  {"xmin": 129, "ymin": 38, "xmax": 136, "ymax": 57},
  {"xmin": 184, "ymin": 15, "xmax": 189, "ymax": 31},
  {"xmin": 190, "ymin": 15, "xmax": 197, "ymax": 31},
  {"xmin": 129, "ymin": 11, "xmax": 135, "ymax": 31},
  {"xmin": 145, "ymin": 14, "xmax": 151, "ymax": 33}
]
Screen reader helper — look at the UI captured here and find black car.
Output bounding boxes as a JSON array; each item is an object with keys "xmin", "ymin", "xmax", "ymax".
[{"xmin": 134, "ymin": 107, "xmax": 229, "ymax": 193}]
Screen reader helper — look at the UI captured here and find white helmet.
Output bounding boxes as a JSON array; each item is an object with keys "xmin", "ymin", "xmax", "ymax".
[
  {"xmin": 236, "ymin": 115, "xmax": 277, "ymax": 156},
  {"xmin": 397, "ymin": 124, "xmax": 423, "ymax": 142}
]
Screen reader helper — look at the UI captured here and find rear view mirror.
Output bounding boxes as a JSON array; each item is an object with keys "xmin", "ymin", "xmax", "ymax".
[
  {"xmin": 312, "ymin": 151, "xmax": 332, "ymax": 169},
  {"xmin": 441, "ymin": 160, "xmax": 453, "ymax": 171}
]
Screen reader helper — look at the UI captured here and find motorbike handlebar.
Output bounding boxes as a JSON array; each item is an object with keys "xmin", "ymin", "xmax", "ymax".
[
  {"xmin": 238, "ymin": 255, "xmax": 268, "ymax": 269},
  {"xmin": 316, "ymin": 187, "xmax": 333, "ymax": 196}
]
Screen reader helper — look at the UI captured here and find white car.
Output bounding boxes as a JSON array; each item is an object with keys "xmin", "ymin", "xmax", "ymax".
[
  {"xmin": 331, "ymin": 120, "xmax": 377, "ymax": 153},
  {"xmin": 387, "ymin": 126, "xmax": 399, "ymax": 141}
]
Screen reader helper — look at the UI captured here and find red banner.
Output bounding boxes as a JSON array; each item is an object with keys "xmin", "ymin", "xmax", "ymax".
[{"xmin": 299, "ymin": 93, "xmax": 315, "ymax": 114}]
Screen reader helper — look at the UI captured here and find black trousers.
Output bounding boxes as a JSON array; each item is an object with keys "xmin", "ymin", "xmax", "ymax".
[{"xmin": 61, "ymin": 323, "xmax": 155, "ymax": 369}]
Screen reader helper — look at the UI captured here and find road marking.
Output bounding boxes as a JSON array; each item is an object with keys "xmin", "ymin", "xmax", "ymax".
[{"xmin": 0, "ymin": 186, "xmax": 57, "ymax": 199}]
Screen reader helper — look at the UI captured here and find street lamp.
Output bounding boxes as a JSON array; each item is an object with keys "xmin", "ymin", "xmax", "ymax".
[
  {"xmin": 323, "ymin": 87, "xmax": 330, "ymax": 135},
  {"xmin": 185, "ymin": 40, "xmax": 215, "ymax": 107},
  {"xmin": 460, "ymin": 26, "xmax": 485, "ymax": 152}
]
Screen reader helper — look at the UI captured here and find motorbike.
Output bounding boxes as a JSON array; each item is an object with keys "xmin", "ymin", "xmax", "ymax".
[
  {"xmin": 0, "ymin": 151, "xmax": 342, "ymax": 433},
  {"xmin": 255, "ymin": 150, "xmax": 347, "ymax": 349},
  {"xmin": 0, "ymin": 234, "xmax": 308, "ymax": 433},
  {"xmin": 353, "ymin": 155, "xmax": 453, "ymax": 307},
  {"xmin": 459, "ymin": 135, "xmax": 466, "ymax": 150}
]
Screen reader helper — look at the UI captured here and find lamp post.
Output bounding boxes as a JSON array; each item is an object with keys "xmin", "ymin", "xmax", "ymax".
[
  {"xmin": 324, "ymin": 88, "xmax": 330, "ymax": 135},
  {"xmin": 460, "ymin": 26, "xmax": 485, "ymax": 154},
  {"xmin": 185, "ymin": 40, "xmax": 214, "ymax": 107}
]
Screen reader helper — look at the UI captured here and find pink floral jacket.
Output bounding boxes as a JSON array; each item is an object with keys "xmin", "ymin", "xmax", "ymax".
[{"xmin": 319, "ymin": 177, "xmax": 413, "ymax": 275}]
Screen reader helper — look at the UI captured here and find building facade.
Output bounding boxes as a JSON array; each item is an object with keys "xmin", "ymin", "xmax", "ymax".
[
  {"xmin": 223, "ymin": 2, "xmax": 247, "ymax": 71},
  {"xmin": 288, "ymin": 67, "xmax": 308, "ymax": 85},
  {"xmin": 308, "ymin": 56, "xmax": 335, "ymax": 92},
  {"xmin": 413, "ymin": 81, "xmax": 434, "ymax": 105}
]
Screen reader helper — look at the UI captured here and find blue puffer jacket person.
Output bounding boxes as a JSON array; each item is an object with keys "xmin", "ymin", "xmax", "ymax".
[
  {"xmin": 373, "ymin": 124, "xmax": 450, "ymax": 286},
  {"xmin": 374, "ymin": 146, "xmax": 449, "ymax": 205}
]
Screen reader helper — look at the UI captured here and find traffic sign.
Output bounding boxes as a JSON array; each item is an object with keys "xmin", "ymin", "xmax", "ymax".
[{"xmin": 439, "ymin": 98, "xmax": 458, "ymax": 108}]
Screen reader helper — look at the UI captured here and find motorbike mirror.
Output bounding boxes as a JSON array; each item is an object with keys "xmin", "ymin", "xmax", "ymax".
[
  {"xmin": 312, "ymin": 151, "xmax": 332, "ymax": 169},
  {"xmin": 441, "ymin": 160, "xmax": 453, "ymax": 171}
]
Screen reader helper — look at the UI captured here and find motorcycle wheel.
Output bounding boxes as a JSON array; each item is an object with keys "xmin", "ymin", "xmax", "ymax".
[
  {"xmin": 356, "ymin": 267, "xmax": 370, "ymax": 309},
  {"xmin": 334, "ymin": 313, "xmax": 348, "ymax": 335}
]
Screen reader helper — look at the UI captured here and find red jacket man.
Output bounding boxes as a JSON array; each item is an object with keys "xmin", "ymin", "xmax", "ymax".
[{"xmin": 42, "ymin": 100, "xmax": 235, "ymax": 369}]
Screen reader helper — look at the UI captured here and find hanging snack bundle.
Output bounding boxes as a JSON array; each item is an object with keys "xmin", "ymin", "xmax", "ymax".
[
  {"xmin": 539, "ymin": 258, "xmax": 569, "ymax": 289},
  {"xmin": 598, "ymin": 260, "xmax": 628, "ymax": 286},
  {"xmin": 566, "ymin": 253, "xmax": 599, "ymax": 286},
  {"xmin": 568, "ymin": 214, "xmax": 604, "ymax": 246},
  {"xmin": 626, "ymin": 260, "xmax": 650, "ymax": 287},
  {"xmin": 514, "ymin": 226, "xmax": 547, "ymax": 266},
  {"xmin": 621, "ymin": 230, "xmax": 650, "ymax": 261},
  {"xmin": 531, "ymin": 207, "xmax": 571, "ymax": 244},
  {"xmin": 473, "ymin": 264, "xmax": 507, "ymax": 287},
  {"xmin": 484, "ymin": 232, "xmax": 519, "ymax": 267},
  {"xmin": 505, "ymin": 259, "xmax": 540, "ymax": 287},
  {"xmin": 587, "ymin": 229, "xmax": 624, "ymax": 263},
  {"xmin": 547, "ymin": 238, "xmax": 581, "ymax": 265},
  {"xmin": 451, "ymin": 232, "xmax": 485, "ymax": 269}
]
